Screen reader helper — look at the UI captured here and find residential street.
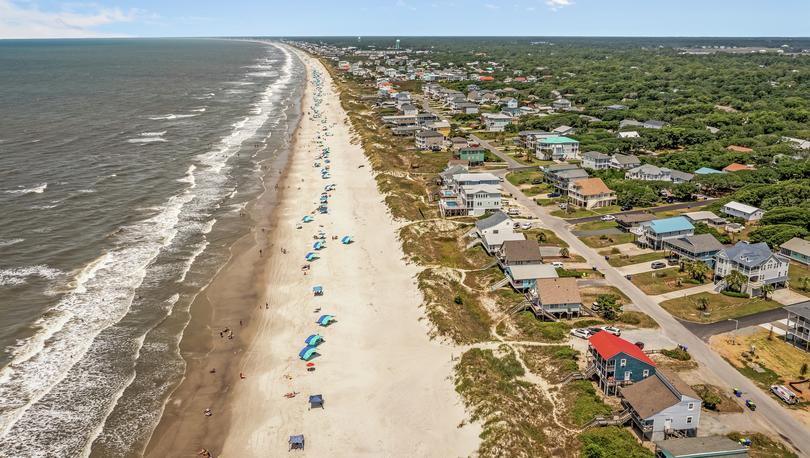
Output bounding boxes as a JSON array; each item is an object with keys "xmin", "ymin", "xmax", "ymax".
[
  {"xmin": 679, "ymin": 307, "xmax": 789, "ymax": 340},
  {"xmin": 499, "ymin": 175, "xmax": 810, "ymax": 455}
]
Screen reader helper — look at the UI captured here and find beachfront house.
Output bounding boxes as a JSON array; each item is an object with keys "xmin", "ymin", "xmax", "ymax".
[
  {"xmin": 480, "ymin": 113, "xmax": 512, "ymax": 132},
  {"xmin": 721, "ymin": 201, "xmax": 765, "ymax": 222},
  {"xmin": 581, "ymin": 151, "xmax": 611, "ymax": 170},
  {"xmin": 457, "ymin": 147, "xmax": 487, "ymax": 165},
  {"xmin": 473, "ymin": 211, "xmax": 526, "ymax": 254},
  {"xmin": 609, "ymin": 153, "xmax": 641, "ymax": 170},
  {"xmin": 415, "ymin": 129, "xmax": 444, "ymax": 150},
  {"xmin": 625, "ymin": 164, "xmax": 693, "ymax": 183},
  {"xmin": 780, "ymin": 237, "xmax": 810, "ymax": 266},
  {"xmin": 450, "ymin": 137, "xmax": 469, "ymax": 151},
  {"xmin": 636, "ymin": 216, "xmax": 695, "ymax": 250},
  {"xmin": 713, "ymin": 242, "xmax": 789, "ymax": 296},
  {"xmin": 785, "ymin": 302, "xmax": 810, "ymax": 353},
  {"xmin": 587, "ymin": 331, "xmax": 657, "ymax": 395},
  {"xmin": 504, "ymin": 264, "xmax": 559, "ymax": 291},
  {"xmin": 527, "ymin": 277, "xmax": 582, "ymax": 319},
  {"xmin": 567, "ymin": 178, "xmax": 617, "ymax": 209},
  {"xmin": 439, "ymin": 171, "xmax": 501, "ymax": 217},
  {"xmin": 654, "ymin": 436, "xmax": 750, "ymax": 458},
  {"xmin": 426, "ymin": 120, "xmax": 451, "ymax": 138},
  {"xmin": 536, "ymin": 136, "xmax": 580, "ymax": 161},
  {"xmin": 498, "ymin": 240, "xmax": 543, "ymax": 268},
  {"xmin": 663, "ymin": 234, "xmax": 723, "ymax": 267},
  {"xmin": 620, "ymin": 369, "xmax": 702, "ymax": 441}
]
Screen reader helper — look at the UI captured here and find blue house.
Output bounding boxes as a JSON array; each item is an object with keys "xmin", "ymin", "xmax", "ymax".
[
  {"xmin": 588, "ymin": 331, "xmax": 657, "ymax": 395},
  {"xmin": 638, "ymin": 216, "xmax": 695, "ymax": 250}
]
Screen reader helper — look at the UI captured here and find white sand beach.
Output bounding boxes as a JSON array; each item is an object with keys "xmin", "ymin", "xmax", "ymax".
[{"xmin": 219, "ymin": 47, "xmax": 480, "ymax": 456}]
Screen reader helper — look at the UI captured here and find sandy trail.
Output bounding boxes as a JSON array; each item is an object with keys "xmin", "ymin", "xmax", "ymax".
[{"xmin": 220, "ymin": 47, "xmax": 480, "ymax": 457}]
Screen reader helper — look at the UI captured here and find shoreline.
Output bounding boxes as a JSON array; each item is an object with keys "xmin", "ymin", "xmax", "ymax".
[
  {"xmin": 142, "ymin": 45, "xmax": 307, "ymax": 456},
  {"xmin": 147, "ymin": 46, "xmax": 480, "ymax": 456}
]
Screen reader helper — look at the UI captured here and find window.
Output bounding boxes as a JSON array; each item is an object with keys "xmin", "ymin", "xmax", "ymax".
[
  {"xmin": 688, "ymin": 402, "xmax": 695, "ymax": 410},
  {"xmin": 620, "ymin": 359, "xmax": 627, "ymax": 367},
  {"xmin": 686, "ymin": 416, "xmax": 693, "ymax": 424},
  {"xmin": 642, "ymin": 369, "xmax": 649, "ymax": 377},
  {"xmin": 624, "ymin": 371, "xmax": 631, "ymax": 381}
]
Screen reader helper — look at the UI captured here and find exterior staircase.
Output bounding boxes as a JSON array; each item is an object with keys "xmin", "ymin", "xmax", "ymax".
[
  {"xmin": 489, "ymin": 277, "xmax": 510, "ymax": 291},
  {"xmin": 507, "ymin": 299, "xmax": 532, "ymax": 315},
  {"xmin": 561, "ymin": 365, "xmax": 596, "ymax": 385},
  {"xmin": 466, "ymin": 238, "xmax": 483, "ymax": 250},
  {"xmin": 713, "ymin": 280, "xmax": 727, "ymax": 292},
  {"xmin": 581, "ymin": 409, "xmax": 632, "ymax": 431}
]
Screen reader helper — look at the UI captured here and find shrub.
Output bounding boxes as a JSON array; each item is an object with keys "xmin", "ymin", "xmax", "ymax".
[
  {"xmin": 661, "ymin": 348, "xmax": 691, "ymax": 361},
  {"xmin": 721, "ymin": 290, "xmax": 749, "ymax": 298}
]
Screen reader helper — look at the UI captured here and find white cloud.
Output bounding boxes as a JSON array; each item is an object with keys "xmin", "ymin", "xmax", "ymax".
[
  {"xmin": 546, "ymin": 0, "xmax": 574, "ymax": 11},
  {"xmin": 484, "ymin": 3, "xmax": 500, "ymax": 9},
  {"xmin": 0, "ymin": 0, "xmax": 140, "ymax": 38}
]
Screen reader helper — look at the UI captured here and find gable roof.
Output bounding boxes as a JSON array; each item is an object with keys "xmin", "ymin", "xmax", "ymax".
[
  {"xmin": 654, "ymin": 436, "xmax": 749, "ymax": 457},
  {"xmin": 415, "ymin": 129, "xmax": 444, "ymax": 138},
  {"xmin": 611, "ymin": 153, "xmax": 640, "ymax": 165},
  {"xmin": 781, "ymin": 237, "xmax": 810, "ymax": 256},
  {"xmin": 719, "ymin": 241, "xmax": 779, "ymax": 268},
  {"xmin": 540, "ymin": 136, "xmax": 578, "ymax": 144},
  {"xmin": 588, "ymin": 331, "xmax": 655, "ymax": 366},
  {"xmin": 722, "ymin": 163, "xmax": 754, "ymax": 172},
  {"xmin": 694, "ymin": 167, "xmax": 724, "ymax": 175},
  {"xmin": 665, "ymin": 234, "xmax": 723, "ymax": 254},
  {"xmin": 649, "ymin": 216, "xmax": 694, "ymax": 234},
  {"xmin": 726, "ymin": 145, "xmax": 753, "ymax": 153},
  {"xmin": 507, "ymin": 264, "xmax": 559, "ymax": 281},
  {"xmin": 475, "ymin": 211, "xmax": 510, "ymax": 231},
  {"xmin": 501, "ymin": 240, "xmax": 543, "ymax": 263},
  {"xmin": 483, "ymin": 230, "xmax": 526, "ymax": 248},
  {"xmin": 621, "ymin": 369, "xmax": 699, "ymax": 418},
  {"xmin": 722, "ymin": 201, "xmax": 761, "ymax": 215},
  {"xmin": 557, "ymin": 168, "xmax": 590, "ymax": 180},
  {"xmin": 545, "ymin": 163, "xmax": 580, "ymax": 173},
  {"xmin": 582, "ymin": 151, "xmax": 609, "ymax": 160},
  {"xmin": 440, "ymin": 164, "xmax": 468, "ymax": 181},
  {"xmin": 785, "ymin": 301, "xmax": 810, "ymax": 321},
  {"xmin": 571, "ymin": 177, "xmax": 613, "ymax": 196},
  {"xmin": 534, "ymin": 277, "xmax": 581, "ymax": 304}
]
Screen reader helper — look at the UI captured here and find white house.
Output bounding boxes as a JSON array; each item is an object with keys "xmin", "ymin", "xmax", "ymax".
[
  {"xmin": 625, "ymin": 164, "xmax": 693, "ymax": 183},
  {"xmin": 440, "ymin": 172, "xmax": 502, "ymax": 217},
  {"xmin": 567, "ymin": 178, "xmax": 617, "ymax": 209},
  {"xmin": 581, "ymin": 151, "xmax": 611, "ymax": 170},
  {"xmin": 415, "ymin": 129, "xmax": 444, "ymax": 150},
  {"xmin": 621, "ymin": 370, "xmax": 702, "ymax": 441},
  {"xmin": 480, "ymin": 113, "xmax": 512, "ymax": 132},
  {"xmin": 610, "ymin": 153, "xmax": 641, "ymax": 170},
  {"xmin": 473, "ymin": 211, "xmax": 525, "ymax": 254},
  {"xmin": 536, "ymin": 136, "xmax": 580, "ymax": 161},
  {"xmin": 618, "ymin": 131, "xmax": 641, "ymax": 139},
  {"xmin": 714, "ymin": 241, "xmax": 789, "ymax": 296},
  {"xmin": 721, "ymin": 201, "xmax": 765, "ymax": 222}
]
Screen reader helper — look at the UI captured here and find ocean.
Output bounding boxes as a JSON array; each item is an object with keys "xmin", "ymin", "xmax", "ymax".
[{"xmin": 0, "ymin": 38, "xmax": 304, "ymax": 456}]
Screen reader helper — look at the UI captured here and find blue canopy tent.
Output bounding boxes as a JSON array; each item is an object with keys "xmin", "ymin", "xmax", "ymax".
[
  {"xmin": 341, "ymin": 236, "xmax": 353, "ymax": 245},
  {"xmin": 308, "ymin": 394, "xmax": 324, "ymax": 410},
  {"xmin": 302, "ymin": 216, "xmax": 314, "ymax": 223},
  {"xmin": 313, "ymin": 241, "xmax": 325, "ymax": 250},
  {"xmin": 299, "ymin": 345, "xmax": 318, "ymax": 361},
  {"xmin": 312, "ymin": 285, "xmax": 323, "ymax": 296},
  {"xmin": 288, "ymin": 435, "xmax": 305, "ymax": 451},
  {"xmin": 316, "ymin": 314, "xmax": 335, "ymax": 326},
  {"xmin": 305, "ymin": 252, "xmax": 318, "ymax": 262},
  {"xmin": 304, "ymin": 334, "xmax": 324, "ymax": 346}
]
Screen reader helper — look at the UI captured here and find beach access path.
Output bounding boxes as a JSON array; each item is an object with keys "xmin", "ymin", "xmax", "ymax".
[{"xmin": 218, "ymin": 47, "xmax": 479, "ymax": 456}]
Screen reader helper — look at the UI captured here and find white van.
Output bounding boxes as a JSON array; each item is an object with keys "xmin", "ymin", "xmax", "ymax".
[{"xmin": 551, "ymin": 261, "xmax": 564, "ymax": 269}]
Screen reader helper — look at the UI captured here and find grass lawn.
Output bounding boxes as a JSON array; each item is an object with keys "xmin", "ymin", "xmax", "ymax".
[
  {"xmin": 522, "ymin": 183, "xmax": 551, "ymax": 197},
  {"xmin": 522, "ymin": 228, "xmax": 569, "ymax": 247},
  {"xmin": 580, "ymin": 232, "xmax": 635, "ymax": 249},
  {"xmin": 574, "ymin": 220, "xmax": 618, "ymax": 231},
  {"xmin": 660, "ymin": 292, "xmax": 782, "ymax": 322},
  {"xmin": 579, "ymin": 427, "xmax": 653, "ymax": 458},
  {"xmin": 712, "ymin": 329, "xmax": 810, "ymax": 411},
  {"xmin": 506, "ymin": 169, "xmax": 544, "ymax": 186},
  {"xmin": 579, "ymin": 286, "xmax": 631, "ymax": 306},
  {"xmin": 551, "ymin": 205, "xmax": 622, "ymax": 218},
  {"xmin": 564, "ymin": 380, "xmax": 613, "ymax": 427},
  {"xmin": 691, "ymin": 384, "xmax": 743, "ymax": 413},
  {"xmin": 727, "ymin": 433, "xmax": 798, "ymax": 458},
  {"xmin": 605, "ymin": 251, "xmax": 666, "ymax": 268},
  {"xmin": 630, "ymin": 267, "xmax": 706, "ymax": 295},
  {"xmin": 788, "ymin": 261, "xmax": 810, "ymax": 296}
]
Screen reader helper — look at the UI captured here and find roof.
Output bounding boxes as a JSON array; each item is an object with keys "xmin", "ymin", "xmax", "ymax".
[
  {"xmin": 684, "ymin": 211, "xmax": 720, "ymax": 222},
  {"xmin": 726, "ymin": 145, "xmax": 754, "ymax": 153},
  {"xmin": 534, "ymin": 277, "xmax": 581, "ymax": 304},
  {"xmin": 616, "ymin": 213, "xmax": 656, "ymax": 225},
  {"xmin": 655, "ymin": 436, "xmax": 749, "ymax": 457},
  {"xmin": 552, "ymin": 125, "xmax": 574, "ymax": 132},
  {"xmin": 665, "ymin": 234, "xmax": 724, "ymax": 254},
  {"xmin": 722, "ymin": 201, "xmax": 761, "ymax": 215},
  {"xmin": 462, "ymin": 183, "xmax": 501, "ymax": 194},
  {"xmin": 649, "ymin": 216, "xmax": 694, "ymax": 234},
  {"xmin": 483, "ymin": 230, "xmax": 526, "ymax": 248},
  {"xmin": 501, "ymin": 240, "xmax": 543, "ymax": 263},
  {"xmin": 723, "ymin": 163, "xmax": 754, "ymax": 172},
  {"xmin": 621, "ymin": 369, "xmax": 699, "ymax": 418},
  {"xmin": 459, "ymin": 146, "xmax": 487, "ymax": 154},
  {"xmin": 475, "ymin": 211, "xmax": 510, "ymax": 231},
  {"xmin": 455, "ymin": 172, "xmax": 500, "ymax": 183},
  {"xmin": 571, "ymin": 177, "xmax": 613, "ymax": 196},
  {"xmin": 589, "ymin": 331, "xmax": 656, "ymax": 365},
  {"xmin": 557, "ymin": 168, "xmax": 590, "ymax": 180},
  {"xmin": 694, "ymin": 167, "xmax": 724, "ymax": 175},
  {"xmin": 545, "ymin": 163, "xmax": 580, "ymax": 173},
  {"xmin": 612, "ymin": 153, "xmax": 640, "ymax": 165},
  {"xmin": 785, "ymin": 301, "xmax": 810, "ymax": 321},
  {"xmin": 450, "ymin": 136, "xmax": 468, "ymax": 143},
  {"xmin": 629, "ymin": 164, "xmax": 665, "ymax": 175},
  {"xmin": 507, "ymin": 264, "xmax": 559, "ymax": 281},
  {"xmin": 643, "ymin": 120, "xmax": 668, "ymax": 128},
  {"xmin": 582, "ymin": 151, "xmax": 609, "ymax": 160},
  {"xmin": 440, "ymin": 164, "xmax": 468, "ymax": 180},
  {"xmin": 540, "ymin": 136, "xmax": 579, "ymax": 144},
  {"xmin": 519, "ymin": 130, "xmax": 550, "ymax": 136},
  {"xmin": 482, "ymin": 112, "xmax": 512, "ymax": 120},
  {"xmin": 781, "ymin": 237, "xmax": 810, "ymax": 256},
  {"xmin": 670, "ymin": 170, "xmax": 695, "ymax": 182},
  {"xmin": 719, "ymin": 241, "xmax": 779, "ymax": 268},
  {"xmin": 416, "ymin": 129, "xmax": 444, "ymax": 138}
]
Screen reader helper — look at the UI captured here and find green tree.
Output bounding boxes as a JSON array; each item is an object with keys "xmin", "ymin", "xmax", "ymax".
[
  {"xmin": 724, "ymin": 270, "xmax": 747, "ymax": 293},
  {"xmin": 801, "ymin": 362, "xmax": 808, "ymax": 378},
  {"xmin": 760, "ymin": 284, "xmax": 775, "ymax": 299},
  {"xmin": 696, "ymin": 296, "xmax": 710, "ymax": 312},
  {"xmin": 560, "ymin": 247, "xmax": 570, "ymax": 258}
]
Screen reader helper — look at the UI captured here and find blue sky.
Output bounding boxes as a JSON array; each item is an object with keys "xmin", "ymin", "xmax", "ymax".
[{"xmin": 1, "ymin": 0, "xmax": 809, "ymax": 39}]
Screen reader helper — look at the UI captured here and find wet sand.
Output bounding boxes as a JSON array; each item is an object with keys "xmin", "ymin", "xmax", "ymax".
[{"xmin": 145, "ymin": 46, "xmax": 480, "ymax": 457}]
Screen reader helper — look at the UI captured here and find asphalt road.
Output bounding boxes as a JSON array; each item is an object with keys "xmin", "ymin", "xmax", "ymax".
[
  {"xmin": 679, "ymin": 307, "xmax": 788, "ymax": 341},
  {"xmin": 500, "ymin": 177, "xmax": 810, "ymax": 456}
]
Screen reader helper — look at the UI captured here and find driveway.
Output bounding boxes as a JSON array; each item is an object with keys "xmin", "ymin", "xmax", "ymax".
[
  {"xmin": 617, "ymin": 260, "xmax": 668, "ymax": 276},
  {"xmin": 499, "ymin": 177, "xmax": 810, "ymax": 455},
  {"xmin": 649, "ymin": 283, "xmax": 717, "ymax": 303}
]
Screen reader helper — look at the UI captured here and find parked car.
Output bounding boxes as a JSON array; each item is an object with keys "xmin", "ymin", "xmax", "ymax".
[
  {"xmin": 621, "ymin": 204, "xmax": 633, "ymax": 211},
  {"xmin": 600, "ymin": 215, "xmax": 616, "ymax": 221},
  {"xmin": 600, "ymin": 325, "xmax": 621, "ymax": 336},
  {"xmin": 548, "ymin": 192, "xmax": 561, "ymax": 198},
  {"xmin": 551, "ymin": 261, "xmax": 564, "ymax": 269},
  {"xmin": 587, "ymin": 327, "xmax": 603, "ymax": 336},
  {"xmin": 520, "ymin": 222, "xmax": 532, "ymax": 229},
  {"xmin": 667, "ymin": 258, "xmax": 679, "ymax": 266},
  {"xmin": 558, "ymin": 203, "xmax": 567, "ymax": 209},
  {"xmin": 507, "ymin": 208, "xmax": 520, "ymax": 216},
  {"xmin": 771, "ymin": 385, "xmax": 798, "ymax": 405},
  {"xmin": 591, "ymin": 301, "xmax": 601, "ymax": 311},
  {"xmin": 570, "ymin": 328, "xmax": 591, "ymax": 339},
  {"xmin": 650, "ymin": 261, "xmax": 667, "ymax": 269}
]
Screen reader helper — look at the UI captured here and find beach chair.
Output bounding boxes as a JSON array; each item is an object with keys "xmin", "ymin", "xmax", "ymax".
[
  {"xmin": 305, "ymin": 252, "xmax": 318, "ymax": 262},
  {"xmin": 288, "ymin": 435, "xmax": 305, "ymax": 451},
  {"xmin": 308, "ymin": 395, "xmax": 325, "ymax": 410},
  {"xmin": 304, "ymin": 334, "xmax": 324, "ymax": 346},
  {"xmin": 298, "ymin": 346, "xmax": 318, "ymax": 361},
  {"xmin": 341, "ymin": 236, "xmax": 353, "ymax": 245},
  {"xmin": 316, "ymin": 315, "xmax": 335, "ymax": 326},
  {"xmin": 302, "ymin": 216, "xmax": 314, "ymax": 223}
]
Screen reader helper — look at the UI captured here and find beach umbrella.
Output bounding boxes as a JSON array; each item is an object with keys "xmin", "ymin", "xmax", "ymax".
[
  {"xmin": 341, "ymin": 236, "xmax": 353, "ymax": 245},
  {"xmin": 306, "ymin": 362, "xmax": 315, "ymax": 367},
  {"xmin": 316, "ymin": 314, "xmax": 334, "ymax": 326},
  {"xmin": 302, "ymin": 216, "xmax": 314, "ymax": 223},
  {"xmin": 298, "ymin": 346, "xmax": 318, "ymax": 361},
  {"xmin": 305, "ymin": 334, "xmax": 323, "ymax": 346},
  {"xmin": 312, "ymin": 285, "xmax": 323, "ymax": 295},
  {"xmin": 313, "ymin": 241, "xmax": 324, "ymax": 250},
  {"xmin": 305, "ymin": 252, "xmax": 317, "ymax": 262}
]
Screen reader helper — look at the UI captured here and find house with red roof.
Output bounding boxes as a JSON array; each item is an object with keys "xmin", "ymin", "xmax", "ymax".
[{"xmin": 587, "ymin": 331, "xmax": 657, "ymax": 395}]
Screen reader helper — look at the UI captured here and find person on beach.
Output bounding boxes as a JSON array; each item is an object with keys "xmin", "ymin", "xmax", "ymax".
[{"xmin": 240, "ymin": 372, "xmax": 246, "ymax": 379}]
